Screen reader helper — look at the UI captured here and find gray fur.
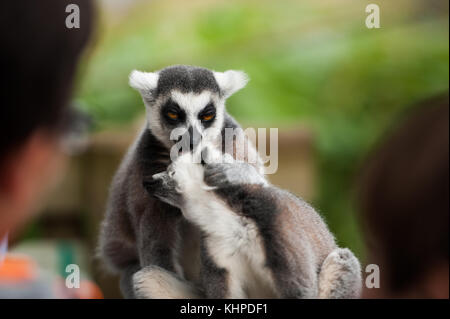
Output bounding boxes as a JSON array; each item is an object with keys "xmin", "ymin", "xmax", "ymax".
[
  {"xmin": 199, "ymin": 241, "xmax": 229, "ymax": 299},
  {"xmin": 150, "ymin": 148, "xmax": 362, "ymax": 298},
  {"xmin": 156, "ymin": 65, "xmax": 220, "ymax": 97},
  {"xmin": 120, "ymin": 263, "xmax": 140, "ymax": 299}
]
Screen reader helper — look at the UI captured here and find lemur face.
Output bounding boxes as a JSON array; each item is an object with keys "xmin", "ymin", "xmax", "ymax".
[{"xmin": 129, "ymin": 65, "xmax": 248, "ymax": 150}]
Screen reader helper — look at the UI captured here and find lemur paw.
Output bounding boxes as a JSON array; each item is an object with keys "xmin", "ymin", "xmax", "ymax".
[
  {"xmin": 133, "ymin": 265, "xmax": 202, "ymax": 299},
  {"xmin": 322, "ymin": 248, "xmax": 361, "ymax": 272},
  {"xmin": 318, "ymin": 248, "xmax": 362, "ymax": 299},
  {"xmin": 200, "ymin": 144, "xmax": 266, "ymax": 187},
  {"xmin": 143, "ymin": 172, "xmax": 183, "ymax": 208},
  {"xmin": 204, "ymin": 162, "xmax": 267, "ymax": 187}
]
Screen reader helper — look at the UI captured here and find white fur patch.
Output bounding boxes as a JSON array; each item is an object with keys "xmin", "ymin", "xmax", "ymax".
[
  {"xmin": 129, "ymin": 70, "xmax": 159, "ymax": 91},
  {"xmin": 213, "ymin": 70, "xmax": 249, "ymax": 98},
  {"xmin": 171, "ymin": 90, "xmax": 214, "ymax": 116}
]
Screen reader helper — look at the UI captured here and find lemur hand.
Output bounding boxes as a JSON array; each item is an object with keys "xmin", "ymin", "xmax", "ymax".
[
  {"xmin": 201, "ymin": 146, "xmax": 267, "ymax": 187},
  {"xmin": 204, "ymin": 162, "xmax": 267, "ymax": 187}
]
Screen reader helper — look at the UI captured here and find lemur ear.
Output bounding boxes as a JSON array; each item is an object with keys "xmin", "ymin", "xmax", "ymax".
[
  {"xmin": 213, "ymin": 70, "xmax": 249, "ymax": 98},
  {"xmin": 129, "ymin": 70, "xmax": 159, "ymax": 92}
]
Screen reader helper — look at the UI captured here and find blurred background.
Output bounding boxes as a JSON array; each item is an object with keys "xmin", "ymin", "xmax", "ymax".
[{"xmin": 9, "ymin": 0, "xmax": 448, "ymax": 298}]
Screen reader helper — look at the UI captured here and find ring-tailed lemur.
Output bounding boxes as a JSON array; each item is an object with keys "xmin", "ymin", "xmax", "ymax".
[
  {"xmin": 98, "ymin": 65, "xmax": 263, "ymax": 298},
  {"xmin": 142, "ymin": 145, "xmax": 362, "ymax": 298},
  {"xmin": 98, "ymin": 65, "xmax": 361, "ymax": 298}
]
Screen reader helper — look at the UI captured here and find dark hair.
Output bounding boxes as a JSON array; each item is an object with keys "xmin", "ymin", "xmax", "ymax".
[
  {"xmin": 0, "ymin": 0, "xmax": 94, "ymax": 160},
  {"xmin": 358, "ymin": 93, "xmax": 449, "ymax": 292}
]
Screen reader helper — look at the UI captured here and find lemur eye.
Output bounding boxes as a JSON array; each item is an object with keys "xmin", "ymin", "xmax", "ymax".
[
  {"xmin": 162, "ymin": 99, "xmax": 185, "ymax": 124},
  {"xmin": 202, "ymin": 114, "xmax": 214, "ymax": 121},
  {"xmin": 199, "ymin": 103, "xmax": 216, "ymax": 123},
  {"xmin": 167, "ymin": 112, "xmax": 178, "ymax": 120}
]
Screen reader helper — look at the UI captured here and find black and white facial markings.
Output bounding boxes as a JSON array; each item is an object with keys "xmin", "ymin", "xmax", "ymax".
[{"xmin": 129, "ymin": 65, "xmax": 248, "ymax": 151}]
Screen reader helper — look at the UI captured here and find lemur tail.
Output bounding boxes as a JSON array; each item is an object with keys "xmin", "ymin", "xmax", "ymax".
[{"xmin": 318, "ymin": 248, "xmax": 362, "ymax": 299}]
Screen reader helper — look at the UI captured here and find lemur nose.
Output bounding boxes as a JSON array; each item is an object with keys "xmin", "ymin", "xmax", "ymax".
[
  {"xmin": 192, "ymin": 127, "xmax": 202, "ymax": 149},
  {"xmin": 178, "ymin": 126, "xmax": 201, "ymax": 152},
  {"xmin": 188, "ymin": 126, "xmax": 195, "ymax": 150}
]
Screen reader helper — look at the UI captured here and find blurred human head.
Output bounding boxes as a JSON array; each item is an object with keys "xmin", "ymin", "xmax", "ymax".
[
  {"xmin": 0, "ymin": 0, "xmax": 94, "ymax": 236},
  {"xmin": 358, "ymin": 93, "xmax": 449, "ymax": 298}
]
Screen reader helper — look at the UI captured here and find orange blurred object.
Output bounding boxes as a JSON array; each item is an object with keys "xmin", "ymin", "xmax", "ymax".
[
  {"xmin": 76, "ymin": 280, "xmax": 104, "ymax": 299},
  {"xmin": 0, "ymin": 254, "xmax": 37, "ymax": 283},
  {"xmin": 0, "ymin": 253, "xmax": 103, "ymax": 298}
]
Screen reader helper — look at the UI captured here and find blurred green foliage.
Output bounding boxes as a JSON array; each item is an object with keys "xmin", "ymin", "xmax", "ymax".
[{"xmin": 77, "ymin": 0, "xmax": 449, "ymax": 258}]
